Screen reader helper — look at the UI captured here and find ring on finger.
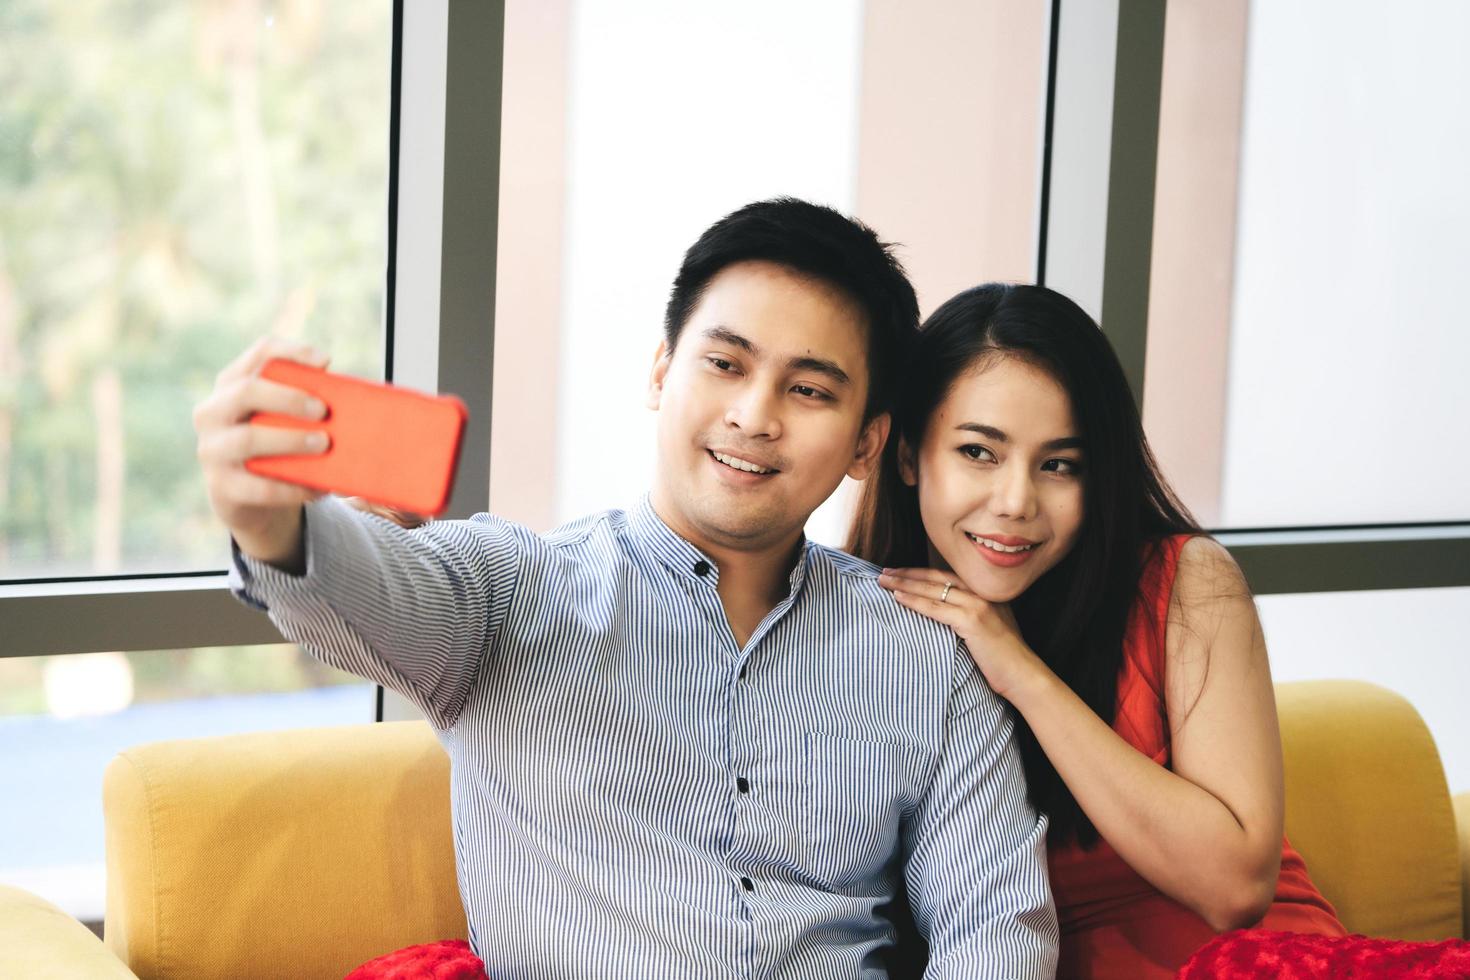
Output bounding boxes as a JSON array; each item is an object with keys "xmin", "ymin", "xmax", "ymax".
[{"xmin": 939, "ymin": 581, "xmax": 954, "ymax": 603}]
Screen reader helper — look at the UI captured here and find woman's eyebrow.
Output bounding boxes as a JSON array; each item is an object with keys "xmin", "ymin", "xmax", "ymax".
[
  {"xmin": 956, "ymin": 422, "xmax": 1009, "ymax": 441},
  {"xmin": 955, "ymin": 422, "xmax": 1084, "ymax": 451}
]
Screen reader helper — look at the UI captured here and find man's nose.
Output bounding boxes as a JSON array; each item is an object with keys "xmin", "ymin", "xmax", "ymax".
[{"xmin": 724, "ymin": 385, "xmax": 782, "ymax": 439}]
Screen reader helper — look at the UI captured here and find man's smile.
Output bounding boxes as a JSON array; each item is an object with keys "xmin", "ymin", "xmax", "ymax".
[{"xmin": 707, "ymin": 448, "xmax": 781, "ymax": 475}]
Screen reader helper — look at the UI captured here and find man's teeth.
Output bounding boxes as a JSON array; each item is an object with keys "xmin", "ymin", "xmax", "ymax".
[
  {"xmin": 966, "ymin": 533, "xmax": 1035, "ymax": 554},
  {"xmin": 712, "ymin": 451, "xmax": 774, "ymax": 474}
]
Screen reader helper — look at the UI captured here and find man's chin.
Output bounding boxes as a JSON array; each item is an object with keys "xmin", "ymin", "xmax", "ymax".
[{"xmin": 687, "ymin": 496, "xmax": 797, "ymax": 549}]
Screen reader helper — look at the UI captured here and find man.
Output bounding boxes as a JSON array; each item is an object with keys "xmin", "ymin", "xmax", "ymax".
[{"xmin": 194, "ymin": 198, "xmax": 1057, "ymax": 977}]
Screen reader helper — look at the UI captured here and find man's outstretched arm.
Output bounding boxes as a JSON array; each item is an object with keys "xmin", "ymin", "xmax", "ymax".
[
  {"xmin": 196, "ymin": 338, "xmax": 520, "ymax": 729},
  {"xmin": 904, "ymin": 648, "xmax": 1059, "ymax": 979}
]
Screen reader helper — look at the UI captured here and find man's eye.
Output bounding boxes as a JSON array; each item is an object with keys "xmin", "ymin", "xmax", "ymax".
[
  {"xmin": 708, "ymin": 357, "xmax": 734, "ymax": 372},
  {"xmin": 960, "ymin": 445, "xmax": 996, "ymax": 462},
  {"xmin": 792, "ymin": 385, "xmax": 828, "ymax": 400}
]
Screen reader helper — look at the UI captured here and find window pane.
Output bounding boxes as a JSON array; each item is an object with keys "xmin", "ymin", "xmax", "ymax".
[
  {"xmin": 489, "ymin": 0, "xmax": 1048, "ymax": 544},
  {"xmin": 1143, "ymin": 1, "xmax": 1470, "ymax": 527},
  {"xmin": 0, "ymin": 1, "xmax": 393, "ymax": 579},
  {"xmin": 1258, "ymin": 587, "xmax": 1470, "ymax": 796},
  {"xmin": 0, "ymin": 645, "xmax": 374, "ymax": 920}
]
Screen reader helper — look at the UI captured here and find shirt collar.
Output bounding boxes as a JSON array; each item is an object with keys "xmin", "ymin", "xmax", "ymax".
[{"xmin": 629, "ymin": 494, "xmax": 813, "ymax": 600}]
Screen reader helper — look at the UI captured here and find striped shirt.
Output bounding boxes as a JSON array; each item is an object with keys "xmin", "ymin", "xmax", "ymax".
[{"xmin": 230, "ymin": 495, "xmax": 1057, "ymax": 978}]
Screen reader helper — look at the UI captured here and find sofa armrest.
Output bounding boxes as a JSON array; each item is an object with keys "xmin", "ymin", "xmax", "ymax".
[
  {"xmin": 0, "ymin": 884, "xmax": 138, "ymax": 979},
  {"xmin": 105, "ymin": 720, "xmax": 466, "ymax": 980},
  {"xmin": 1277, "ymin": 680, "xmax": 1462, "ymax": 941},
  {"xmin": 1456, "ymin": 791, "xmax": 1470, "ymax": 940}
]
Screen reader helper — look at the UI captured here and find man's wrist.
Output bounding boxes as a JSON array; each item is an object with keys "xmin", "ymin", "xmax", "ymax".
[{"xmin": 234, "ymin": 507, "xmax": 307, "ymax": 574}]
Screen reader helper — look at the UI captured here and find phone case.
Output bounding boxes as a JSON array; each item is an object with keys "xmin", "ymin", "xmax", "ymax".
[{"xmin": 245, "ymin": 358, "xmax": 468, "ymax": 516}]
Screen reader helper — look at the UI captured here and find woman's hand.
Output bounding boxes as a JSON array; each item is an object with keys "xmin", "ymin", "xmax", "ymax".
[{"xmin": 877, "ymin": 567, "xmax": 1048, "ymax": 702}]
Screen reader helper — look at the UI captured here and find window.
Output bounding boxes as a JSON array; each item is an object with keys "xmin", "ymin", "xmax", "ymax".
[
  {"xmin": 0, "ymin": 0, "xmax": 396, "ymax": 921},
  {"xmin": 1, "ymin": 1, "xmax": 393, "ymax": 579},
  {"xmin": 1039, "ymin": 0, "xmax": 1470, "ymax": 797},
  {"xmin": 1143, "ymin": 1, "xmax": 1470, "ymax": 528},
  {"xmin": 0, "ymin": 645, "xmax": 373, "ymax": 920}
]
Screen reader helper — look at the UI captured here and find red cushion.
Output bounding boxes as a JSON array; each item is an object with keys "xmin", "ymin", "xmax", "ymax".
[
  {"xmin": 344, "ymin": 939, "xmax": 488, "ymax": 980},
  {"xmin": 1178, "ymin": 929, "xmax": 1470, "ymax": 979}
]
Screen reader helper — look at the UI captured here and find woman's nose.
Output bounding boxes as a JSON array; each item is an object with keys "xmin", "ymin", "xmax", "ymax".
[{"xmin": 988, "ymin": 462, "xmax": 1038, "ymax": 521}]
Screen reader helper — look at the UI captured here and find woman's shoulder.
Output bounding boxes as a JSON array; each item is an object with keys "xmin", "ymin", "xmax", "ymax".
[
  {"xmin": 1169, "ymin": 535, "xmax": 1251, "ymax": 615},
  {"xmin": 1133, "ymin": 534, "xmax": 1254, "ymax": 670},
  {"xmin": 1161, "ymin": 535, "xmax": 1261, "ymax": 703}
]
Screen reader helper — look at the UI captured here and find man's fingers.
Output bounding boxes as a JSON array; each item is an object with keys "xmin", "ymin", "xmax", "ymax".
[
  {"xmin": 236, "ymin": 377, "xmax": 329, "ymax": 422},
  {"xmin": 198, "ymin": 420, "xmax": 330, "ymax": 466},
  {"xmin": 220, "ymin": 470, "xmax": 322, "ymax": 509},
  {"xmin": 196, "ymin": 376, "xmax": 328, "ymax": 432},
  {"xmin": 215, "ymin": 337, "xmax": 329, "ymax": 387}
]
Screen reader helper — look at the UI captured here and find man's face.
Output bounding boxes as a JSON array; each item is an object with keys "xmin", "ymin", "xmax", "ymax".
[{"xmin": 647, "ymin": 260, "xmax": 888, "ymax": 556}]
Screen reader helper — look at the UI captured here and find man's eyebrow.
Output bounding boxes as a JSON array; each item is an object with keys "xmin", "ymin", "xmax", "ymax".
[
  {"xmin": 704, "ymin": 327, "xmax": 851, "ymax": 387},
  {"xmin": 956, "ymin": 422, "xmax": 1084, "ymax": 451},
  {"xmin": 789, "ymin": 356, "xmax": 850, "ymax": 387},
  {"xmin": 704, "ymin": 327, "xmax": 757, "ymax": 354}
]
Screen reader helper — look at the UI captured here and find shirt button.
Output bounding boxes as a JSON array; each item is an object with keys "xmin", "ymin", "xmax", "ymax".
[
  {"xmin": 693, "ymin": 560, "xmax": 711, "ymax": 577},
  {"xmin": 740, "ymin": 877, "xmax": 754, "ymax": 892},
  {"xmin": 736, "ymin": 777, "xmax": 750, "ymax": 793}
]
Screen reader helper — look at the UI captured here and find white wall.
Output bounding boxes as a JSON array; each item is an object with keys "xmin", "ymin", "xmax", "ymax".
[
  {"xmin": 1258, "ymin": 587, "xmax": 1470, "ymax": 795},
  {"xmin": 1223, "ymin": 1, "xmax": 1470, "ymax": 526},
  {"xmin": 554, "ymin": 0, "xmax": 865, "ymax": 547}
]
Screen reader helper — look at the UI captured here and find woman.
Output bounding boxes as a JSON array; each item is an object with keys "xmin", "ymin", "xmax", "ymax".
[{"xmin": 848, "ymin": 284, "xmax": 1345, "ymax": 978}]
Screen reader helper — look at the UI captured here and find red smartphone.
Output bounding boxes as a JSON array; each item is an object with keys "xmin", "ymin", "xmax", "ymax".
[{"xmin": 245, "ymin": 358, "xmax": 468, "ymax": 517}]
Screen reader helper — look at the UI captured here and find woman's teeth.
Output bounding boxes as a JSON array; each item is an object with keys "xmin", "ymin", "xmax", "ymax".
[
  {"xmin": 966, "ymin": 533, "xmax": 1035, "ymax": 554},
  {"xmin": 711, "ymin": 451, "xmax": 774, "ymax": 474}
]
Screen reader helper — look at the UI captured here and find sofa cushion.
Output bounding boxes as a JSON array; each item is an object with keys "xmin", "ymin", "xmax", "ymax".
[
  {"xmin": 344, "ymin": 939, "xmax": 486, "ymax": 979},
  {"xmin": 1178, "ymin": 928, "xmax": 1470, "ymax": 978}
]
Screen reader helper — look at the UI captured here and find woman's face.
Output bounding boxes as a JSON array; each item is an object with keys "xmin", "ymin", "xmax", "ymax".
[{"xmin": 903, "ymin": 355, "xmax": 1086, "ymax": 602}]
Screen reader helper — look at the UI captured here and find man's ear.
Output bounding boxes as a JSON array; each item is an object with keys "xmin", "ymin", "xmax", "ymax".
[
  {"xmin": 646, "ymin": 340, "xmax": 671, "ymax": 410},
  {"xmin": 896, "ymin": 435, "xmax": 918, "ymax": 487},
  {"xmin": 846, "ymin": 412, "xmax": 891, "ymax": 481}
]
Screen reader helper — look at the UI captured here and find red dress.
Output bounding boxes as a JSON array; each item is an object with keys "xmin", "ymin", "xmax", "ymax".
[{"xmin": 1047, "ymin": 535, "xmax": 1346, "ymax": 979}]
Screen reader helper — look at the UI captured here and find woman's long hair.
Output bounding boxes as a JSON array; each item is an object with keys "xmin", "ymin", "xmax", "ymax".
[{"xmin": 848, "ymin": 283, "xmax": 1201, "ymax": 846}]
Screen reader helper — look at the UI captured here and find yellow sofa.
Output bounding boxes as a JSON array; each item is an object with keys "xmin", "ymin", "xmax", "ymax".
[{"xmin": 3, "ymin": 680, "xmax": 1467, "ymax": 979}]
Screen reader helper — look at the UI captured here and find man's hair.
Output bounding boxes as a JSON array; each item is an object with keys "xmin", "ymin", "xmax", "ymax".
[{"xmin": 662, "ymin": 197, "xmax": 919, "ymax": 419}]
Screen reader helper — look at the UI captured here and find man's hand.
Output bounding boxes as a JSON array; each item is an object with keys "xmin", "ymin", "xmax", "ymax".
[
  {"xmin": 193, "ymin": 338, "xmax": 332, "ymax": 570},
  {"xmin": 344, "ymin": 497, "xmax": 431, "ymax": 529}
]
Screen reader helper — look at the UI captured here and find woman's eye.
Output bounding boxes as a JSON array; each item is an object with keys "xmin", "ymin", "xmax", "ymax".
[
  {"xmin": 960, "ymin": 444, "xmax": 996, "ymax": 462},
  {"xmin": 708, "ymin": 357, "xmax": 735, "ymax": 372},
  {"xmin": 1043, "ymin": 457, "xmax": 1083, "ymax": 476}
]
